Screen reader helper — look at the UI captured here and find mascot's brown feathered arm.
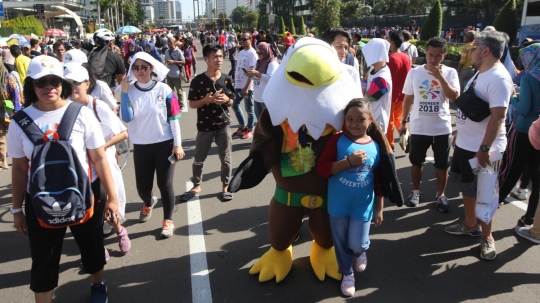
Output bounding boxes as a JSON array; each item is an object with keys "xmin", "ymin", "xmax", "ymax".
[
  {"xmin": 229, "ymin": 109, "xmax": 281, "ymax": 192},
  {"xmin": 367, "ymin": 120, "xmax": 404, "ymax": 207}
]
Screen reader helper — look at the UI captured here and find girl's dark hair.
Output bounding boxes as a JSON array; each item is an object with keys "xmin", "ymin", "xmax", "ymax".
[
  {"xmin": 81, "ymin": 63, "xmax": 98, "ymax": 94},
  {"xmin": 23, "ymin": 78, "xmax": 73, "ymax": 107},
  {"xmin": 344, "ymin": 98, "xmax": 372, "ymax": 116}
]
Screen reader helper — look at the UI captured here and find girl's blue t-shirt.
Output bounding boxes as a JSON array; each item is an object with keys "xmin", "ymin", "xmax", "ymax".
[{"xmin": 328, "ymin": 135, "xmax": 380, "ymax": 221}]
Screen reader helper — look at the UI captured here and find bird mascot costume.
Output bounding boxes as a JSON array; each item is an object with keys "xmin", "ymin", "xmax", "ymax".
[{"xmin": 230, "ymin": 37, "xmax": 403, "ymax": 283}]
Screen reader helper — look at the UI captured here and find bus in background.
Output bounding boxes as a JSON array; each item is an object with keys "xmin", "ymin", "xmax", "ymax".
[
  {"xmin": 519, "ymin": 0, "xmax": 540, "ymax": 45},
  {"xmin": 166, "ymin": 25, "xmax": 184, "ymax": 32},
  {"xmin": 190, "ymin": 23, "xmax": 197, "ymax": 30}
]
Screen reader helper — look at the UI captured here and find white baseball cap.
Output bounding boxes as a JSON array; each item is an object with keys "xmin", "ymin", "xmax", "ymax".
[
  {"xmin": 26, "ymin": 56, "xmax": 64, "ymax": 80},
  {"xmin": 63, "ymin": 49, "xmax": 88, "ymax": 64},
  {"xmin": 64, "ymin": 64, "xmax": 89, "ymax": 83}
]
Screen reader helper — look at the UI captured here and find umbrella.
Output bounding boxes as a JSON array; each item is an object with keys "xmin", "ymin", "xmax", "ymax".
[
  {"xmin": 31, "ymin": 33, "xmax": 40, "ymax": 40},
  {"xmin": 9, "ymin": 34, "xmax": 29, "ymax": 44},
  {"xmin": 115, "ymin": 26, "xmax": 142, "ymax": 35},
  {"xmin": 45, "ymin": 28, "xmax": 66, "ymax": 37}
]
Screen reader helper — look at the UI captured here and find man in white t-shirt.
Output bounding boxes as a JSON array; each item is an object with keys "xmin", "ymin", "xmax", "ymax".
[
  {"xmin": 232, "ymin": 32, "xmax": 258, "ymax": 139},
  {"xmin": 400, "ymin": 31, "xmax": 419, "ymax": 66},
  {"xmin": 362, "ymin": 38, "xmax": 392, "ymax": 133},
  {"xmin": 400, "ymin": 37, "xmax": 460, "ymax": 212},
  {"xmin": 444, "ymin": 31, "xmax": 513, "ymax": 261}
]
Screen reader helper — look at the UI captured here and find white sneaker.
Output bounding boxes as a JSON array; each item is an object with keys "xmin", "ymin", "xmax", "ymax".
[
  {"xmin": 511, "ymin": 186, "xmax": 528, "ymax": 200},
  {"xmin": 103, "ymin": 221, "xmax": 113, "ymax": 235},
  {"xmin": 161, "ymin": 220, "xmax": 174, "ymax": 238}
]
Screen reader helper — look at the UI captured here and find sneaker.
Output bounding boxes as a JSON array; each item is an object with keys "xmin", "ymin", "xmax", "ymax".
[
  {"xmin": 102, "ymin": 221, "xmax": 113, "ymax": 235},
  {"xmin": 232, "ymin": 126, "xmax": 247, "ymax": 137},
  {"xmin": 90, "ymin": 283, "xmax": 108, "ymax": 303},
  {"xmin": 435, "ymin": 195, "xmax": 451, "ymax": 213},
  {"xmin": 406, "ymin": 190, "xmax": 421, "ymax": 207},
  {"xmin": 517, "ymin": 215, "xmax": 534, "ymax": 227},
  {"xmin": 512, "ymin": 188, "xmax": 528, "ymax": 200},
  {"xmin": 514, "ymin": 226, "xmax": 540, "ymax": 244},
  {"xmin": 479, "ymin": 237, "xmax": 497, "ymax": 260},
  {"xmin": 104, "ymin": 247, "xmax": 110, "ymax": 263},
  {"xmin": 341, "ymin": 274, "xmax": 355, "ymax": 297},
  {"xmin": 161, "ymin": 220, "xmax": 174, "ymax": 238},
  {"xmin": 139, "ymin": 196, "xmax": 158, "ymax": 222},
  {"xmin": 241, "ymin": 129, "xmax": 254, "ymax": 139},
  {"xmin": 355, "ymin": 252, "xmax": 367, "ymax": 272},
  {"xmin": 118, "ymin": 227, "xmax": 131, "ymax": 254},
  {"xmin": 444, "ymin": 221, "xmax": 481, "ymax": 236}
]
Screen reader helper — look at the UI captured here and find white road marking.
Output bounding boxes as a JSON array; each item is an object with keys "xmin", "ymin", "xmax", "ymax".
[
  {"xmin": 186, "ymin": 181, "xmax": 212, "ymax": 303},
  {"xmin": 504, "ymin": 196, "xmax": 528, "ymax": 211}
]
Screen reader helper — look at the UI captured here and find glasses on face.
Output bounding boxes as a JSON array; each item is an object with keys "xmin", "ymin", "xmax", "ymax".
[
  {"xmin": 132, "ymin": 65, "xmax": 150, "ymax": 72},
  {"xmin": 67, "ymin": 80, "xmax": 85, "ymax": 86},
  {"xmin": 239, "ymin": 38, "xmax": 249, "ymax": 41},
  {"xmin": 34, "ymin": 77, "xmax": 63, "ymax": 88}
]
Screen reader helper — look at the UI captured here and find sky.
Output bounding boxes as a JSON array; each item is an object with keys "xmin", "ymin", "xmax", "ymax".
[{"xmin": 179, "ymin": 0, "xmax": 205, "ymax": 21}]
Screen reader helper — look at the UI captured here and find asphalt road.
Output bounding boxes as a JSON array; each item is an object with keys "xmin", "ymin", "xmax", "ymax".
[{"xmin": 1, "ymin": 42, "xmax": 539, "ymax": 303}]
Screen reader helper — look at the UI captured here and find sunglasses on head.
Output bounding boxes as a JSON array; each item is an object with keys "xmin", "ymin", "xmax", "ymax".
[
  {"xmin": 34, "ymin": 77, "xmax": 63, "ymax": 88},
  {"xmin": 132, "ymin": 65, "xmax": 150, "ymax": 72}
]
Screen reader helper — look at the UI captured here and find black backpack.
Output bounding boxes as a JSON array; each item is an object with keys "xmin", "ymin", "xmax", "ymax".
[{"xmin": 13, "ymin": 103, "xmax": 94, "ymax": 228}]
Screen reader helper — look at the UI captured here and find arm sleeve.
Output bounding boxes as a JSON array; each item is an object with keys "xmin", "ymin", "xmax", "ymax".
[
  {"xmin": 166, "ymin": 92, "xmax": 181, "ymax": 120},
  {"xmin": 366, "ymin": 77, "xmax": 390, "ymax": 101},
  {"xmin": 120, "ymin": 92, "xmax": 134, "ymax": 122},
  {"xmin": 316, "ymin": 134, "xmax": 341, "ymax": 179},
  {"xmin": 170, "ymin": 119, "xmax": 182, "ymax": 147},
  {"xmin": 511, "ymin": 75, "xmax": 533, "ymax": 115},
  {"xmin": 261, "ymin": 62, "xmax": 279, "ymax": 84}
]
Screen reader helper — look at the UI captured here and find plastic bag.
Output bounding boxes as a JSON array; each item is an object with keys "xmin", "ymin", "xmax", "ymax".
[{"xmin": 475, "ymin": 165, "xmax": 499, "ymax": 224}]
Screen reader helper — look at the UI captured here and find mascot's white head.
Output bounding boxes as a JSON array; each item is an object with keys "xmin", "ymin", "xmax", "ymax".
[{"xmin": 262, "ymin": 37, "xmax": 362, "ymax": 140}]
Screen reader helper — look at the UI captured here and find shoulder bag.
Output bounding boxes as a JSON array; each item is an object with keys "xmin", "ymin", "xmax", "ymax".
[{"xmin": 455, "ymin": 72, "xmax": 491, "ymax": 122}]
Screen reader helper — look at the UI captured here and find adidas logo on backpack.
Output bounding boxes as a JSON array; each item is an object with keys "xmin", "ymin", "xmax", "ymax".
[{"xmin": 13, "ymin": 103, "xmax": 94, "ymax": 228}]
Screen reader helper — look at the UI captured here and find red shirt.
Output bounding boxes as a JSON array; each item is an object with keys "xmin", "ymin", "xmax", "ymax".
[
  {"xmin": 387, "ymin": 52, "xmax": 411, "ymax": 102},
  {"xmin": 219, "ymin": 34, "xmax": 226, "ymax": 46}
]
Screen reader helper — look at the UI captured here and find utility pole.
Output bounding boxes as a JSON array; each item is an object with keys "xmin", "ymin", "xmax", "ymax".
[{"xmin": 97, "ymin": 0, "xmax": 102, "ymax": 27}]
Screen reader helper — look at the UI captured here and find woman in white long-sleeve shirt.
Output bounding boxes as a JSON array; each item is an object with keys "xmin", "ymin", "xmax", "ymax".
[
  {"xmin": 120, "ymin": 52, "xmax": 185, "ymax": 238},
  {"xmin": 244, "ymin": 42, "xmax": 280, "ymax": 119}
]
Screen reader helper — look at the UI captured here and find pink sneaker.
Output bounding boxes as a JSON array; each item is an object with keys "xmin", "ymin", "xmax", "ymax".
[
  {"xmin": 118, "ymin": 227, "xmax": 131, "ymax": 254},
  {"xmin": 104, "ymin": 247, "xmax": 110, "ymax": 263},
  {"xmin": 341, "ymin": 274, "xmax": 355, "ymax": 297},
  {"xmin": 232, "ymin": 126, "xmax": 247, "ymax": 137},
  {"xmin": 355, "ymin": 252, "xmax": 367, "ymax": 272},
  {"xmin": 241, "ymin": 129, "xmax": 254, "ymax": 139}
]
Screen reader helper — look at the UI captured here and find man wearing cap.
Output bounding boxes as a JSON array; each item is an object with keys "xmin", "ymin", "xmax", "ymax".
[{"xmin": 10, "ymin": 45, "xmax": 31, "ymax": 85}]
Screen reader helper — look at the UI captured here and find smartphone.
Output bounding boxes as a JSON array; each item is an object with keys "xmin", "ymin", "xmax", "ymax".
[{"xmin": 168, "ymin": 154, "xmax": 177, "ymax": 164}]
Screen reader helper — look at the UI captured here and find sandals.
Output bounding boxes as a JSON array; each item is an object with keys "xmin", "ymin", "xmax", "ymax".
[
  {"xmin": 341, "ymin": 274, "xmax": 355, "ymax": 297},
  {"xmin": 221, "ymin": 191, "xmax": 234, "ymax": 201},
  {"xmin": 179, "ymin": 191, "xmax": 199, "ymax": 202}
]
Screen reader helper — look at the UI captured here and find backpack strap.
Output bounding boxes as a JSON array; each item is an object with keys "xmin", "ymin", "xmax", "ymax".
[
  {"xmin": 92, "ymin": 98, "xmax": 101, "ymax": 122},
  {"xmin": 57, "ymin": 102, "xmax": 83, "ymax": 141},
  {"xmin": 12, "ymin": 110, "xmax": 44, "ymax": 145}
]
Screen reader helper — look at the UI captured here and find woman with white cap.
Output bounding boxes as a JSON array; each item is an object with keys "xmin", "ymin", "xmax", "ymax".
[
  {"xmin": 64, "ymin": 63, "xmax": 131, "ymax": 254},
  {"xmin": 120, "ymin": 52, "xmax": 184, "ymax": 238},
  {"xmin": 7, "ymin": 56, "xmax": 118, "ymax": 303},
  {"xmin": 63, "ymin": 49, "xmax": 118, "ymax": 112}
]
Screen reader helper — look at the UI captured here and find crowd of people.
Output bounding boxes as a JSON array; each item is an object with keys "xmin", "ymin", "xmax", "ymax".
[{"xmin": 1, "ymin": 23, "xmax": 539, "ymax": 302}]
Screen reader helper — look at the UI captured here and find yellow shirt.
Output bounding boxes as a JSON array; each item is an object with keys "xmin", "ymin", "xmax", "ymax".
[
  {"xmin": 459, "ymin": 42, "xmax": 473, "ymax": 69},
  {"xmin": 15, "ymin": 55, "xmax": 31, "ymax": 86}
]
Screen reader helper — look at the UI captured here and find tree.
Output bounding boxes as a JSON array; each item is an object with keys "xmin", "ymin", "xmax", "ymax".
[
  {"xmin": 1, "ymin": 16, "xmax": 45, "ymax": 36},
  {"xmin": 313, "ymin": 0, "xmax": 341, "ymax": 33},
  {"xmin": 421, "ymin": 0, "xmax": 442, "ymax": 40},
  {"xmin": 231, "ymin": 6, "xmax": 249, "ymax": 25},
  {"xmin": 279, "ymin": 16, "xmax": 286, "ymax": 34},
  {"xmin": 298, "ymin": 16, "xmax": 307, "ymax": 35},
  {"xmin": 244, "ymin": 10, "xmax": 259, "ymax": 29},
  {"xmin": 158, "ymin": 14, "xmax": 165, "ymax": 20},
  {"xmin": 258, "ymin": 14, "xmax": 269, "ymax": 30},
  {"xmin": 493, "ymin": 0, "xmax": 518, "ymax": 44},
  {"xmin": 136, "ymin": 1, "xmax": 146, "ymax": 24},
  {"xmin": 340, "ymin": 0, "xmax": 361, "ymax": 21},
  {"xmin": 289, "ymin": 17, "xmax": 296, "ymax": 35}
]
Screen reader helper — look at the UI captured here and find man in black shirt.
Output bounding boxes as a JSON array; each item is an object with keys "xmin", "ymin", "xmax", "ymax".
[
  {"xmin": 182, "ymin": 43, "xmax": 236, "ymax": 202},
  {"xmin": 88, "ymin": 28, "xmax": 126, "ymax": 90},
  {"xmin": 29, "ymin": 39, "xmax": 41, "ymax": 58}
]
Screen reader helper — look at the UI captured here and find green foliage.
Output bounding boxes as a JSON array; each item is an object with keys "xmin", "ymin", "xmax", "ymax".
[
  {"xmin": 231, "ymin": 6, "xmax": 249, "ymax": 25},
  {"xmin": 1, "ymin": 16, "xmax": 45, "ymax": 36},
  {"xmin": 421, "ymin": 0, "xmax": 442, "ymax": 40},
  {"xmin": 310, "ymin": 27, "xmax": 319, "ymax": 35},
  {"xmin": 340, "ymin": 0, "xmax": 360, "ymax": 21},
  {"xmin": 289, "ymin": 18, "xmax": 296, "ymax": 35},
  {"xmin": 313, "ymin": 0, "xmax": 341, "ymax": 34},
  {"xmin": 244, "ymin": 10, "xmax": 259, "ymax": 29},
  {"xmin": 298, "ymin": 16, "xmax": 307, "ymax": 35},
  {"xmin": 158, "ymin": 14, "xmax": 165, "ymax": 20},
  {"xmin": 411, "ymin": 40, "xmax": 462, "ymax": 61},
  {"xmin": 279, "ymin": 16, "xmax": 286, "ymax": 34},
  {"xmin": 258, "ymin": 14, "xmax": 269, "ymax": 30},
  {"xmin": 493, "ymin": 0, "xmax": 518, "ymax": 44}
]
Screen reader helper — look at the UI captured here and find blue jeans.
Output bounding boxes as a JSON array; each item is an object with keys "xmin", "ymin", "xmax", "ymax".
[
  {"xmin": 233, "ymin": 89, "xmax": 255, "ymax": 130},
  {"xmin": 229, "ymin": 59, "xmax": 237, "ymax": 79},
  {"xmin": 254, "ymin": 101, "xmax": 266, "ymax": 119},
  {"xmin": 329, "ymin": 215, "xmax": 371, "ymax": 276}
]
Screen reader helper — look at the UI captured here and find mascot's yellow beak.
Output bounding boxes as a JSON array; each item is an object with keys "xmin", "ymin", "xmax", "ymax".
[{"xmin": 285, "ymin": 44, "xmax": 341, "ymax": 88}]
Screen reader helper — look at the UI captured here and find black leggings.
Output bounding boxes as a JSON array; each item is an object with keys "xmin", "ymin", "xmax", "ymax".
[
  {"xmin": 133, "ymin": 140, "xmax": 176, "ymax": 220},
  {"xmin": 499, "ymin": 126, "xmax": 540, "ymax": 219}
]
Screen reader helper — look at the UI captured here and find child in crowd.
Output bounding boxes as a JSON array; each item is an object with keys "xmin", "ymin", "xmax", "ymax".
[{"xmin": 317, "ymin": 99, "xmax": 384, "ymax": 297}]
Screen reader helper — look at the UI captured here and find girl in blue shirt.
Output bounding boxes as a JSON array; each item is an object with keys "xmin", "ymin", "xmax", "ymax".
[{"xmin": 318, "ymin": 98, "xmax": 384, "ymax": 297}]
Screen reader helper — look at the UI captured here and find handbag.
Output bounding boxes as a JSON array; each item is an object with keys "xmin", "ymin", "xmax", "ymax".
[{"xmin": 455, "ymin": 73, "xmax": 491, "ymax": 122}]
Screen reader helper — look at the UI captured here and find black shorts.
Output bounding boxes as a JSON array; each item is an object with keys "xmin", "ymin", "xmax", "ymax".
[
  {"xmin": 450, "ymin": 145, "xmax": 478, "ymax": 197},
  {"xmin": 26, "ymin": 179, "xmax": 106, "ymax": 292},
  {"xmin": 409, "ymin": 134, "xmax": 451, "ymax": 169}
]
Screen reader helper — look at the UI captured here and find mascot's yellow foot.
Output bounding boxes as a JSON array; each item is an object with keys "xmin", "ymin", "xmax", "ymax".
[
  {"xmin": 249, "ymin": 246, "xmax": 293, "ymax": 283},
  {"xmin": 310, "ymin": 241, "xmax": 341, "ymax": 281}
]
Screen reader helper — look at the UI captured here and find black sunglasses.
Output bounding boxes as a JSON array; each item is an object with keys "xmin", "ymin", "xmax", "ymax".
[
  {"xmin": 132, "ymin": 65, "xmax": 150, "ymax": 72},
  {"xmin": 34, "ymin": 77, "xmax": 62, "ymax": 88}
]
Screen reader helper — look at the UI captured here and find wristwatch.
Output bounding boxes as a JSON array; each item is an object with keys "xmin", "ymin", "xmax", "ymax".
[
  {"xmin": 480, "ymin": 145, "xmax": 490, "ymax": 152},
  {"xmin": 10, "ymin": 207, "xmax": 23, "ymax": 214}
]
